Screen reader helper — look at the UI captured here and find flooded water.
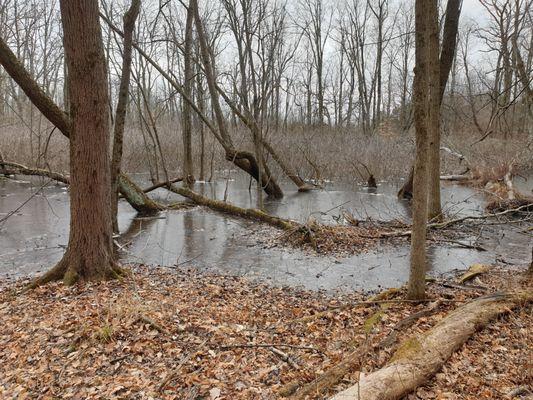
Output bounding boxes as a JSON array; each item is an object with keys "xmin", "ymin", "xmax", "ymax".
[{"xmin": 1, "ymin": 173, "xmax": 531, "ymax": 292}]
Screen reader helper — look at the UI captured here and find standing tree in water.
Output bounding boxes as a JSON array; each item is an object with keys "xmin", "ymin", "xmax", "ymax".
[{"xmin": 32, "ymin": 0, "xmax": 120, "ymax": 286}]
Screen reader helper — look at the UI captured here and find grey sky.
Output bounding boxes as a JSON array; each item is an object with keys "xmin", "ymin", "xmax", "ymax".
[{"xmin": 461, "ymin": 0, "xmax": 490, "ymax": 24}]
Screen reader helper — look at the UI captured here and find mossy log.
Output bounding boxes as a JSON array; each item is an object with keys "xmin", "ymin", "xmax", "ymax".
[
  {"xmin": 282, "ymin": 299, "xmax": 441, "ymax": 399},
  {"xmin": 118, "ymin": 174, "xmax": 163, "ymax": 214},
  {"xmin": 329, "ymin": 291, "xmax": 532, "ymax": 400},
  {"xmin": 168, "ymin": 184, "xmax": 295, "ymax": 230},
  {"xmin": 0, "ymin": 161, "xmax": 70, "ymax": 184}
]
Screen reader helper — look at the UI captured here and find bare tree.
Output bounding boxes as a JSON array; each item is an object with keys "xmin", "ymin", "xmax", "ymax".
[
  {"xmin": 182, "ymin": 0, "xmax": 195, "ymax": 187},
  {"xmin": 408, "ymin": 0, "xmax": 433, "ymax": 301},
  {"xmin": 111, "ymin": 0, "xmax": 141, "ymax": 234}
]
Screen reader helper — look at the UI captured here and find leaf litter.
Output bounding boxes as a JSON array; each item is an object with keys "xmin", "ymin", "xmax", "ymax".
[{"xmin": 0, "ymin": 265, "xmax": 531, "ymax": 399}]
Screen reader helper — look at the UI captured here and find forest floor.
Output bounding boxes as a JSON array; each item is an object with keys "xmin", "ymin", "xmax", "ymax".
[{"xmin": 0, "ymin": 265, "xmax": 531, "ymax": 400}]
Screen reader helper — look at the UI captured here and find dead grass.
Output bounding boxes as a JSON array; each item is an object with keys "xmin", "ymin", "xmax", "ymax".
[{"xmin": 2, "ymin": 116, "xmax": 530, "ymax": 185}]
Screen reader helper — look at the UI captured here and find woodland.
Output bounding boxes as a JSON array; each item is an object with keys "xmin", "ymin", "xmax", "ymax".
[{"xmin": 0, "ymin": 0, "xmax": 532, "ymax": 399}]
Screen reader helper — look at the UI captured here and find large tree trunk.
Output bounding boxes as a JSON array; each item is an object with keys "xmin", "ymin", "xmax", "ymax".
[
  {"xmin": 32, "ymin": 0, "xmax": 120, "ymax": 287},
  {"xmin": 330, "ymin": 292, "xmax": 532, "ymax": 400},
  {"xmin": 111, "ymin": 0, "xmax": 141, "ymax": 234},
  {"xmin": 0, "ymin": 35, "xmax": 160, "ymax": 215},
  {"xmin": 181, "ymin": 1, "xmax": 195, "ymax": 187},
  {"xmin": 407, "ymin": 0, "xmax": 431, "ymax": 300}
]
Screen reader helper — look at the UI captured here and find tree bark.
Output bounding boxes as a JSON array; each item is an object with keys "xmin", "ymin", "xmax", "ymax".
[
  {"xmin": 407, "ymin": 0, "xmax": 431, "ymax": 300},
  {"xmin": 32, "ymin": 0, "xmax": 121, "ymax": 286},
  {"xmin": 182, "ymin": 0, "xmax": 195, "ymax": 187},
  {"xmin": 330, "ymin": 292, "xmax": 532, "ymax": 400},
  {"xmin": 111, "ymin": 0, "xmax": 141, "ymax": 234},
  {"xmin": 426, "ymin": 0, "xmax": 442, "ymax": 220}
]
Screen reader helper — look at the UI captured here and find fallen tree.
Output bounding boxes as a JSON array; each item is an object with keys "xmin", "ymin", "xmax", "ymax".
[
  {"xmin": 0, "ymin": 36, "xmax": 161, "ymax": 215},
  {"xmin": 0, "ymin": 161, "xmax": 70, "ymax": 185},
  {"xmin": 282, "ymin": 301, "xmax": 442, "ymax": 399},
  {"xmin": 329, "ymin": 291, "xmax": 532, "ymax": 400},
  {"xmin": 167, "ymin": 184, "xmax": 295, "ymax": 230},
  {"xmin": 0, "ymin": 160, "xmax": 163, "ymax": 214}
]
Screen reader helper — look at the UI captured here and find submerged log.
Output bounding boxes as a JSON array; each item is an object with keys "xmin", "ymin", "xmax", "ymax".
[
  {"xmin": 167, "ymin": 184, "xmax": 295, "ymax": 230},
  {"xmin": 329, "ymin": 291, "xmax": 532, "ymax": 400}
]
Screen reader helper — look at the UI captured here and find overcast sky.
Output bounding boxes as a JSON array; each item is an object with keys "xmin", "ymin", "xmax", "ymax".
[{"xmin": 460, "ymin": 0, "xmax": 490, "ymax": 24}]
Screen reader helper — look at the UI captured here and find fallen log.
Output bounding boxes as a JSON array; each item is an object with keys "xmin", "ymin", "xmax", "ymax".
[
  {"xmin": 329, "ymin": 291, "xmax": 532, "ymax": 400},
  {"xmin": 0, "ymin": 38, "xmax": 161, "ymax": 214},
  {"xmin": 142, "ymin": 177, "xmax": 184, "ymax": 193},
  {"xmin": 282, "ymin": 301, "xmax": 441, "ymax": 399},
  {"xmin": 440, "ymin": 174, "xmax": 470, "ymax": 181},
  {"xmin": 167, "ymin": 184, "xmax": 295, "ymax": 230},
  {"xmin": 2, "ymin": 160, "xmax": 164, "ymax": 213},
  {"xmin": 0, "ymin": 161, "xmax": 70, "ymax": 184}
]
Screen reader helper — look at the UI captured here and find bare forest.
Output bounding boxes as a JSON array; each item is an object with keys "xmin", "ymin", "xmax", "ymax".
[{"xmin": 0, "ymin": 0, "xmax": 532, "ymax": 399}]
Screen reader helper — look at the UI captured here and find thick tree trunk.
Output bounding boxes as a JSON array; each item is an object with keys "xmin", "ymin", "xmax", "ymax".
[
  {"xmin": 182, "ymin": 1, "xmax": 195, "ymax": 187},
  {"xmin": 32, "ymin": 0, "xmax": 120, "ymax": 287},
  {"xmin": 407, "ymin": 0, "xmax": 431, "ymax": 300},
  {"xmin": 330, "ymin": 292, "xmax": 532, "ymax": 400},
  {"xmin": 111, "ymin": 0, "xmax": 140, "ymax": 234}
]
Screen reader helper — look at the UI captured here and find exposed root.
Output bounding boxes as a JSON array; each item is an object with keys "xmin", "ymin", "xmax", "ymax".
[{"xmin": 28, "ymin": 256, "xmax": 125, "ymax": 289}]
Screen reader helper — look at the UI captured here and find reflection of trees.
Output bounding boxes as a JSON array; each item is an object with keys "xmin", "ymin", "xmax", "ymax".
[{"xmin": 118, "ymin": 214, "xmax": 158, "ymax": 248}]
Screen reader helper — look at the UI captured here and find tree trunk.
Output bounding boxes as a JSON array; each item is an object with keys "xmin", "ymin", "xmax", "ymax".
[
  {"xmin": 111, "ymin": 0, "xmax": 140, "ymax": 234},
  {"xmin": 330, "ymin": 292, "xmax": 532, "ymax": 400},
  {"xmin": 426, "ymin": 0, "xmax": 441, "ymax": 220},
  {"xmin": 399, "ymin": 0, "xmax": 462, "ymax": 204},
  {"xmin": 182, "ymin": 0, "xmax": 195, "ymax": 187},
  {"xmin": 31, "ymin": 0, "xmax": 121, "ymax": 287},
  {"xmin": 407, "ymin": 0, "xmax": 431, "ymax": 300}
]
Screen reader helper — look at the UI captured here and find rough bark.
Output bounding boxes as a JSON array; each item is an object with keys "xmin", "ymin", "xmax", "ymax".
[
  {"xmin": 0, "ymin": 35, "xmax": 159, "ymax": 215},
  {"xmin": 408, "ymin": 0, "xmax": 431, "ymax": 300},
  {"xmin": 111, "ymin": 0, "xmax": 141, "ymax": 233},
  {"xmin": 330, "ymin": 292, "xmax": 532, "ymax": 400},
  {"xmin": 427, "ymin": 0, "xmax": 442, "ymax": 220},
  {"xmin": 32, "ymin": 0, "xmax": 120, "ymax": 287},
  {"xmin": 182, "ymin": 1, "xmax": 195, "ymax": 187}
]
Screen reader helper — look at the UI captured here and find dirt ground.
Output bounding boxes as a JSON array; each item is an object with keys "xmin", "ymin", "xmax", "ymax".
[{"xmin": 0, "ymin": 265, "xmax": 531, "ymax": 399}]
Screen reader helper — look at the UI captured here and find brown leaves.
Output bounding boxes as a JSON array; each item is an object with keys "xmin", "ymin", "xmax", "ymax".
[{"xmin": 0, "ymin": 266, "xmax": 530, "ymax": 399}]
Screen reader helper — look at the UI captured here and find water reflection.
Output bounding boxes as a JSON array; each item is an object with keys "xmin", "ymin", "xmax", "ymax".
[{"xmin": 1, "ymin": 175, "xmax": 531, "ymax": 291}]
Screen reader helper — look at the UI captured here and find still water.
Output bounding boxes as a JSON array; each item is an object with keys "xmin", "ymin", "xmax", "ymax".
[{"xmin": 1, "ymin": 174, "xmax": 531, "ymax": 291}]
